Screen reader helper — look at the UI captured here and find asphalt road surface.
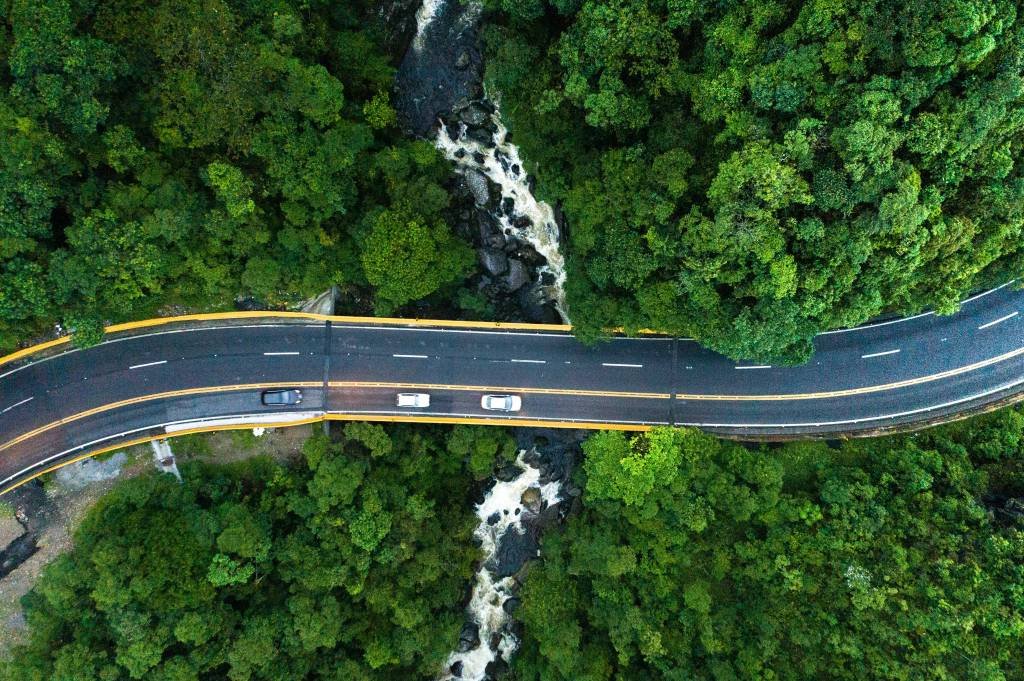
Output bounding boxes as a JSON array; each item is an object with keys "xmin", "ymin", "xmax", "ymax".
[{"xmin": 2, "ymin": 283, "xmax": 1024, "ymax": 493}]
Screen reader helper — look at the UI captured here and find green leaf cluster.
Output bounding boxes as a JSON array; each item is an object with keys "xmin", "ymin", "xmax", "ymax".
[
  {"xmin": 513, "ymin": 412, "xmax": 1024, "ymax": 679},
  {"xmin": 0, "ymin": 0, "xmax": 471, "ymax": 352},
  {"xmin": 483, "ymin": 0, "xmax": 1024, "ymax": 361},
  {"xmin": 0, "ymin": 424, "xmax": 491, "ymax": 680}
]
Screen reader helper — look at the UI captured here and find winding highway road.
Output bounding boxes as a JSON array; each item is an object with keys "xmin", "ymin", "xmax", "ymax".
[{"xmin": 2, "ymin": 282, "xmax": 1024, "ymax": 494}]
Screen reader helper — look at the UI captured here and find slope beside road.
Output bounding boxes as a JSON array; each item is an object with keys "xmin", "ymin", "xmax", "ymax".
[{"xmin": 1, "ymin": 283, "xmax": 1023, "ymax": 494}]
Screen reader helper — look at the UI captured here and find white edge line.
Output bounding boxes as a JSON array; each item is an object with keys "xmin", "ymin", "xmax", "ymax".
[
  {"xmin": 510, "ymin": 359, "xmax": 546, "ymax": 364},
  {"xmin": 0, "ymin": 412, "xmax": 327, "ymax": 489},
  {"xmin": 860, "ymin": 349, "xmax": 900, "ymax": 359},
  {"xmin": 0, "ymin": 397, "xmax": 34, "ymax": 414},
  {"xmin": 8, "ymin": 373, "xmax": 1024, "ymax": 490},
  {"xmin": 263, "ymin": 351, "xmax": 301, "ymax": 356},
  {"xmin": 978, "ymin": 311, "xmax": 1019, "ymax": 330},
  {"xmin": 128, "ymin": 360, "xmax": 167, "ymax": 370},
  {"xmin": 735, "ymin": 365, "xmax": 772, "ymax": 370},
  {"xmin": 682, "ymin": 375, "xmax": 1024, "ymax": 429},
  {"xmin": 602, "ymin": 363, "xmax": 644, "ymax": 368},
  {"xmin": 393, "ymin": 354, "xmax": 429, "ymax": 359}
]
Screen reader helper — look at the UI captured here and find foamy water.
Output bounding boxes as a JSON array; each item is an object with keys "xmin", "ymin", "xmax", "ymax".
[
  {"xmin": 413, "ymin": 0, "xmax": 445, "ymax": 50},
  {"xmin": 435, "ymin": 112, "xmax": 569, "ymax": 321},
  {"xmin": 439, "ymin": 451, "xmax": 562, "ymax": 680}
]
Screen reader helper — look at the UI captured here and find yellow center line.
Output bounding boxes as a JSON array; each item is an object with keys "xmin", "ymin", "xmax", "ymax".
[
  {"xmin": 676, "ymin": 345, "xmax": 1024, "ymax": 401},
  {"xmin": 328, "ymin": 381, "xmax": 670, "ymax": 399},
  {"xmin": 0, "ymin": 382, "xmax": 321, "ymax": 454}
]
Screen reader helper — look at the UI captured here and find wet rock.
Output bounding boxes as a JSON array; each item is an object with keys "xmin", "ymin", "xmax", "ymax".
[
  {"xmin": 472, "ymin": 151, "xmax": 486, "ymax": 164},
  {"xmin": 489, "ymin": 525, "xmax": 540, "ymax": 578},
  {"xmin": 455, "ymin": 50, "xmax": 471, "ymax": 70},
  {"xmin": 502, "ymin": 259, "xmax": 530, "ymax": 291},
  {"xmin": 458, "ymin": 621, "xmax": 480, "ymax": 653},
  {"xmin": 466, "ymin": 170, "xmax": 489, "ymax": 206},
  {"xmin": 490, "ymin": 632, "xmax": 503, "ymax": 650},
  {"xmin": 566, "ymin": 484, "xmax": 582, "ymax": 497},
  {"xmin": 487, "ymin": 511, "xmax": 501, "ymax": 526},
  {"xmin": 501, "ymin": 197, "xmax": 515, "ymax": 216},
  {"xmin": 450, "ymin": 660, "xmax": 463, "ymax": 677},
  {"xmin": 478, "ymin": 214, "xmax": 505, "ymax": 249},
  {"xmin": 503, "ymin": 597, "xmax": 521, "ymax": 615},
  {"xmin": 509, "ymin": 243, "xmax": 547, "ymax": 268},
  {"xmin": 512, "ymin": 214, "xmax": 533, "ymax": 230},
  {"xmin": 452, "ymin": 97, "xmax": 471, "ymax": 113},
  {"xmin": 496, "ymin": 464, "xmax": 524, "ymax": 482},
  {"xmin": 485, "ymin": 658, "xmax": 508, "ymax": 677},
  {"xmin": 478, "ymin": 248, "xmax": 509, "ymax": 276},
  {"xmin": 459, "ymin": 103, "xmax": 490, "ymax": 127},
  {"xmin": 520, "ymin": 487, "xmax": 542, "ymax": 514},
  {"xmin": 466, "ymin": 126, "xmax": 494, "ymax": 146},
  {"xmin": 540, "ymin": 271, "xmax": 556, "ymax": 286}
]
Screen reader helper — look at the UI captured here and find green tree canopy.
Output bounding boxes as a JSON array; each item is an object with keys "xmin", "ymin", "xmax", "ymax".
[
  {"xmin": 0, "ymin": 423, "xmax": 499, "ymax": 680},
  {"xmin": 484, "ymin": 0, "xmax": 1024, "ymax": 361},
  {"xmin": 0, "ymin": 0, "xmax": 471, "ymax": 352},
  {"xmin": 513, "ymin": 414, "xmax": 1024, "ymax": 680}
]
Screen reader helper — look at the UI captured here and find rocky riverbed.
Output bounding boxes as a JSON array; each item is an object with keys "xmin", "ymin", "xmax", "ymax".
[{"xmin": 395, "ymin": 0, "xmax": 568, "ymax": 324}]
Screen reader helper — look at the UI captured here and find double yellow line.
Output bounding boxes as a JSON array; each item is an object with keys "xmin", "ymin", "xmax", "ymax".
[{"xmin": 7, "ymin": 342, "xmax": 1024, "ymax": 457}]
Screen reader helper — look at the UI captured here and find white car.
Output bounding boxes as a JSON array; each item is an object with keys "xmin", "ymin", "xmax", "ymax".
[
  {"xmin": 481, "ymin": 394, "xmax": 522, "ymax": 412},
  {"xmin": 396, "ymin": 393, "xmax": 430, "ymax": 408}
]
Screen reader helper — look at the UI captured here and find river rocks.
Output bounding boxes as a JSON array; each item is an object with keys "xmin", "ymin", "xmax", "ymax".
[
  {"xmin": 512, "ymin": 214, "xmax": 533, "ymax": 230},
  {"xmin": 458, "ymin": 621, "xmax": 480, "ymax": 653},
  {"xmin": 496, "ymin": 464, "xmax": 524, "ymax": 482},
  {"xmin": 455, "ymin": 49, "xmax": 471, "ymax": 70},
  {"xmin": 520, "ymin": 487, "xmax": 542, "ymax": 514},
  {"xmin": 478, "ymin": 248, "xmax": 509, "ymax": 277},
  {"xmin": 466, "ymin": 169, "xmax": 489, "ymax": 206},
  {"xmin": 478, "ymin": 215, "xmax": 505, "ymax": 249},
  {"xmin": 466, "ymin": 126, "xmax": 495, "ymax": 147},
  {"xmin": 502, "ymin": 597, "xmax": 521, "ymax": 615},
  {"xmin": 507, "ymin": 242, "xmax": 547, "ymax": 268},
  {"xmin": 503, "ymin": 259, "xmax": 530, "ymax": 291},
  {"xmin": 449, "ymin": 660, "xmax": 463, "ymax": 677},
  {"xmin": 459, "ymin": 102, "xmax": 491, "ymax": 127}
]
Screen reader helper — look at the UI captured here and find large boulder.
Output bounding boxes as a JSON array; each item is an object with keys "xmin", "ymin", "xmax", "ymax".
[
  {"xmin": 457, "ymin": 621, "xmax": 480, "ymax": 653},
  {"xmin": 502, "ymin": 259, "xmax": 530, "ymax": 291},
  {"xmin": 465, "ymin": 169, "xmax": 490, "ymax": 206},
  {"xmin": 459, "ymin": 103, "xmax": 491, "ymax": 126},
  {"xmin": 478, "ymin": 248, "xmax": 509, "ymax": 276}
]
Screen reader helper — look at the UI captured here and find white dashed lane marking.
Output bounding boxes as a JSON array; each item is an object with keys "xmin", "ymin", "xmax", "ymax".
[
  {"xmin": 978, "ymin": 311, "xmax": 1018, "ymax": 330},
  {"xmin": 861, "ymin": 349, "xmax": 901, "ymax": 359},
  {"xmin": 1, "ymin": 397, "xmax": 33, "ymax": 414},
  {"xmin": 129, "ymin": 360, "xmax": 168, "ymax": 369}
]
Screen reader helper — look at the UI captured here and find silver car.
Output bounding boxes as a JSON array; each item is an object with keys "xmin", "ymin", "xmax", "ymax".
[
  {"xmin": 396, "ymin": 393, "xmax": 430, "ymax": 408},
  {"xmin": 481, "ymin": 394, "xmax": 522, "ymax": 412}
]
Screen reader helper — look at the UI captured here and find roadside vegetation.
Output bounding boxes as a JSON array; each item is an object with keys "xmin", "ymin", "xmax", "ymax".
[
  {"xmin": 0, "ymin": 0, "xmax": 473, "ymax": 352},
  {"xmin": 4, "ymin": 412, "xmax": 1024, "ymax": 680},
  {"xmin": 0, "ymin": 423, "xmax": 517, "ymax": 680},
  {"xmin": 513, "ymin": 410, "xmax": 1024, "ymax": 680},
  {"xmin": 483, "ymin": 0, "xmax": 1024, "ymax": 361}
]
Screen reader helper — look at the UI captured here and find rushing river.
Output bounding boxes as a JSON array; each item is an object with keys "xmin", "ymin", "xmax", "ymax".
[
  {"xmin": 398, "ymin": 2, "xmax": 574, "ymax": 677},
  {"xmin": 439, "ymin": 452, "xmax": 563, "ymax": 681},
  {"xmin": 436, "ymin": 113, "xmax": 569, "ymax": 319},
  {"xmin": 399, "ymin": 0, "xmax": 569, "ymax": 322}
]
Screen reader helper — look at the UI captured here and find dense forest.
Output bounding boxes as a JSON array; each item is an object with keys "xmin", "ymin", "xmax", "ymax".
[
  {"xmin": 0, "ymin": 0, "xmax": 473, "ymax": 351},
  {"xmin": 483, "ymin": 0, "xmax": 1024, "ymax": 360},
  {"xmin": 0, "ymin": 423, "xmax": 521, "ymax": 680},
  {"xmin": 5, "ymin": 414, "xmax": 1024, "ymax": 680},
  {"xmin": 515, "ymin": 413, "xmax": 1024, "ymax": 679}
]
